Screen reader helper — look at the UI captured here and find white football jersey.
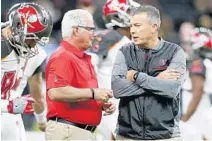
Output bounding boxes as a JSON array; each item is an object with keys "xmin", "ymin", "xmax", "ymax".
[
  {"xmin": 1, "ymin": 50, "xmax": 27, "ymax": 100},
  {"xmin": 183, "ymin": 58, "xmax": 212, "ymax": 94},
  {"xmin": 181, "ymin": 59, "xmax": 212, "ymax": 140},
  {"xmin": 1, "ymin": 47, "xmax": 47, "ymax": 100},
  {"xmin": 14, "ymin": 47, "xmax": 47, "ymax": 96},
  {"xmin": 203, "ymin": 59, "xmax": 212, "ymax": 94}
]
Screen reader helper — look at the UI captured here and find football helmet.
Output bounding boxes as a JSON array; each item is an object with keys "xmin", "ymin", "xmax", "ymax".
[
  {"xmin": 103, "ymin": 0, "xmax": 140, "ymax": 28},
  {"xmin": 191, "ymin": 27, "xmax": 212, "ymax": 59},
  {"xmin": 6, "ymin": 2, "xmax": 53, "ymax": 58}
]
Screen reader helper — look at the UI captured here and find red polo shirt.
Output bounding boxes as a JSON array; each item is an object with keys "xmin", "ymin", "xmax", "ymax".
[{"xmin": 46, "ymin": 40, "xmax": 102, "ymax": 125}]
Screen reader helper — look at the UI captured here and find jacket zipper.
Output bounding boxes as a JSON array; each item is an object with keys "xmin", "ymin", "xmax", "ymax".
[{"xmin": 143, "ymin": 49, "xmax": 150, "ymax": 138}]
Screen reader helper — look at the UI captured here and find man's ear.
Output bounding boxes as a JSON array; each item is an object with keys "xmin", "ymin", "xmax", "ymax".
[
  {"xmin": 72, "ymin": 27, "xmax": 78, "ymax": 36},
  {"xmin": 152, "ymin": 24, "xmax": 158, "ymax": 33}
]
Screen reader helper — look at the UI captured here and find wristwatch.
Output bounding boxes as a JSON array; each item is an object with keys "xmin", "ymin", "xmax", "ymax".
[{"xmin": 133, "ymin": 71, "xmax": 139, "ymax": 81}]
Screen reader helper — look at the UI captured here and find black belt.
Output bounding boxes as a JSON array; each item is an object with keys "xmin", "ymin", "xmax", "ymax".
[{"xmin": 48, "ymin": 117, "xmax": 96, "ymax": 132}]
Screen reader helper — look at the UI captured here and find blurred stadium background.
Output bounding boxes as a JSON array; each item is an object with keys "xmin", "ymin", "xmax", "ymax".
[{"xmin": 1, "ymin": 0, "xmax": 211, "ymax": 140}]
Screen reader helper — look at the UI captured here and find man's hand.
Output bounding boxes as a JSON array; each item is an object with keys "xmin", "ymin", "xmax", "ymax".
[
  {"xmin": 156, "ymin": 69, "xmax": 180, "ymax": 80},
  {"xmin": 181, "ymin": 115, "xmax": 189, "ymax": 122},
  {"xmin": 102, "ymin": 101, "xmax": 116, "ymax": 116},
  {"xmin": 34, "ymin": 109, "xmax": 47, "ymax": 132},
  {"xmin": 93, "ymin": 88, "xmax": 113, "ymax": 103},
  {"xmin": 127, "ymin": 70, "xmax": 137, "ymax": 82},
  {"xmin": 7, "ymin": 94, "xmax": 35, "ymax": 114},
  {"xmin": 38, "ymin": 122, "xmax": 47, "ymax": 132}
]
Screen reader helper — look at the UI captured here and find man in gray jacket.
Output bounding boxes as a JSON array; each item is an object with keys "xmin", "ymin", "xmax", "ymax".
[{"xmin": 111, "ymin": 5, "xmax": 186, "ymax": 140}]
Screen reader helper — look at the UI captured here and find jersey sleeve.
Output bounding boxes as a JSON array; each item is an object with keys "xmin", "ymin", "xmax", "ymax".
[
  {"xmin": 46, "ymin": 56, "xmax": 74, "ymax": 91},
  {"xmin": 189, "ymin": 59, "xmax": 206, "ymax": 78},
  {"xmin": 32, "ymin": 59, "xmax": 46, "ymax": 76},
  {"xmin": 91, "ymin": 29, "xmax": 122, "ymax": 58}
]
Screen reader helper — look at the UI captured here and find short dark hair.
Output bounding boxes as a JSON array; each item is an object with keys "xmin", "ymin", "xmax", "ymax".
[{"xmin": 131, "ymin": 5, "xmax": 161, "ymax": 28}]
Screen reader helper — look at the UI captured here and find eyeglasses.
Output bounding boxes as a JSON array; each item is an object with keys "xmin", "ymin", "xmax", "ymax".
[{"xmin": 75, "ymin": 26, "xmax": 95, "ymax": 32}]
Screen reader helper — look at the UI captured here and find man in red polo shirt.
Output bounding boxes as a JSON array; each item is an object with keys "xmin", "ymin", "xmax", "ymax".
[{"xmin": 45, "ymin": 9, "xmax": 116, "ymax": 140}]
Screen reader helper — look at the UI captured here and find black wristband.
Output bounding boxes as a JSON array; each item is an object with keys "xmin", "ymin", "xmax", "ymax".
[
  {"xmin": 90, "ymin": 88, "xmax": 95, "ymax": 99},
  {"xmin": 133, "ymin": 71, "xmax": 139, "ymax": 81}
]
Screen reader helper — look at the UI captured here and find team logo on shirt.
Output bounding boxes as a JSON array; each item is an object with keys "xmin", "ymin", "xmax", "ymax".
[
  {"xmin": 153, "ymin": 58, "xmax": 168, "ymax": 70},
  {"xmin": 159, "ymin": 59, "xmax": 167, "ymax": 66},
  {"xmin": 54, "ymin": 76, "xmax": 58, "ymax": 82}
]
